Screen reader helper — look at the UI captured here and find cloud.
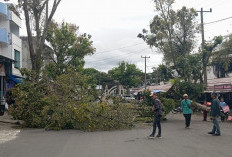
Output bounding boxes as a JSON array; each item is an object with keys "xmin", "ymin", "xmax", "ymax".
[{"xmin": 84, "ymin": 27, "xmax": 163, "ymax": 73}]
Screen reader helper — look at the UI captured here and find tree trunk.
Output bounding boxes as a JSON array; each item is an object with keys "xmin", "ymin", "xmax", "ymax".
[
  {"xmin": 203, "ymin": 65, "xmax": 207, "ymax": 85},
  {"xmin": 21, "ymin": 0, "xmax": 62, "ymax": 80},
  {"xmin": 22, "ymin": 1, "xmax": 37, "ymax": 76}
]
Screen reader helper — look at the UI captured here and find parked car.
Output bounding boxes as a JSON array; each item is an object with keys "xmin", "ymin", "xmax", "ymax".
[{"xmin": 123, "ymin": 95, "xmax": 135, "ymax": 101}]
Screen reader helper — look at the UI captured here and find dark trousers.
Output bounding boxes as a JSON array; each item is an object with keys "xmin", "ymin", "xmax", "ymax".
[
  {"xmin": 184, "ymin": 114, "xmax": 191, "ymax": 127},
  {"xmin": 151, "ymin": 115, "xmax": 161, "ymax": 136},
  {"xmin": 212, "ymin": 117, "xmax": 221, "ymax": 134},
  {"xmin": 203, "ymin": 111, "xmax": 208, "ymax": 121}
]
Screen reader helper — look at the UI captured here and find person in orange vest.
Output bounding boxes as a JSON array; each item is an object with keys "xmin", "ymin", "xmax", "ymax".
[{"xmin": 203, "ymin": 100, "xmax": 211, "ymax": 121}]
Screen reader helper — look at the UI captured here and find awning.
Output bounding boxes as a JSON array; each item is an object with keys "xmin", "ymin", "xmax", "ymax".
[
  {"xmin": 7, "ymin": 75, "xmax": 21, "ymax": 84},
  {"xmin": 153, "ymin": 90, "xmax": 165, "ymax": 93}
]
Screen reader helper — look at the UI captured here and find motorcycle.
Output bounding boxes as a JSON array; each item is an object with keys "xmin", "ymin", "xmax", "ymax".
[{"xmin": 172, "ymin": 107, "xmax": 182, "ymax": 114}]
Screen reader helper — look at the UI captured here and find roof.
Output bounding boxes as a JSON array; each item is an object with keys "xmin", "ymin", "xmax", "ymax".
[
  {"xmin": 134, "ymin": 83, "xmax": 172, "ymax": 93},
  {"xmin": 0, "ymin": 55, "xmax": 15, "ymax": 63}
]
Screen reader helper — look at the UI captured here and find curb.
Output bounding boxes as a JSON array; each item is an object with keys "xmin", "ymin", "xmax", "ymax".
[{"xmin": 0, "ymin": 120, "xmax": 21, "ymax": 125}]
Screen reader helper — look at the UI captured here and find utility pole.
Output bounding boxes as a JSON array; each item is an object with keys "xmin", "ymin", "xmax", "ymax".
[
  {"xmin": 197, "ymin": 8, "xmax": 212, "ymax": 49},
  {"xmin": 197, "ymin": 8, "xmax": 212, "ymax": 85},
  {"xmin": 141, "ymin": 56, "xmax": 150, "ymax": 89}
]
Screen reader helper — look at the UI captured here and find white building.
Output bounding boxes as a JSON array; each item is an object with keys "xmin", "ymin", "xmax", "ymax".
[{"xmin": 0, "ymin": 1, "xmax": 22, "ymax": 98}]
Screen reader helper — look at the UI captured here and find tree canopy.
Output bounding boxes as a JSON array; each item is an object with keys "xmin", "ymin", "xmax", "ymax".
[
  {"xmin": 45, "ymin": 21, "xmax": 95, "ymax": 79},
  {"xmin": 108, "ymin": 61, "xmax": 143, "ymax": 88},
  {"xmin": 138, "ymin": 0, "xmax": 198, "ymax": 71},
  {"xmin": 18, "ymin": 0, "xmax": 62, "ymax": 77},
  {"xmin": 211, "ymin": 34, "xmax": 232, "ymax": 76}
]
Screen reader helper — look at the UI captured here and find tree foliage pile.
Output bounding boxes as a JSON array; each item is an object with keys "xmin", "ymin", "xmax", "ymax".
[{"xmin": 9, "ymin": 70, "xmax": 136, "ymax": 131}]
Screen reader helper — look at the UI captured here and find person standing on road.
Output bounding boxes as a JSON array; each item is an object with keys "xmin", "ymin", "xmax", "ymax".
[
  {"xmin": 202, "ymin": 100, "xmax": 210, "ymax": 121},
  {"xmin": 148, "ymin": 92, "xmax": 163, "ymax": 139},
  {"xmin": 219, "ymin": 97, "xmax": 226, "ymax": 122},
  {"xmin": 208, "ymin": 93, "xmax": 221, "ymax": 136},
  {"xmin": 181, "ymin": 94, "xmax": 192, "ymax": 129}
]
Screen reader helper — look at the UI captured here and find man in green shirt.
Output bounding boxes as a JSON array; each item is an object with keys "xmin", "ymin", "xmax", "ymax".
[{"xmin": 181, "ymin": 94, "xmax": 192, "ymax": 129}]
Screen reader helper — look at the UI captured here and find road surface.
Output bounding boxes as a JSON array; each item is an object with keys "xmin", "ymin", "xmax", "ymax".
[{"xmin": 0, "ymin": 114, "xmax": 231, "ymax": 157}]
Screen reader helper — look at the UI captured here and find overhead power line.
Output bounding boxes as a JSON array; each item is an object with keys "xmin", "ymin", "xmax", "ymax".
[
  {"xmin": 193, "ymin": 0, "xmax": 211, "ymax": 8},
  {"xmin": 86, "ymin": 48, "xmax": 151, "ymax": 66},
  {"xmin": 94, "ymin": 43, "xmax": 145, "ymax": 55},
  {"xmin": 204, "ymin": 16, "xmax": 232, "ymax": 25}
]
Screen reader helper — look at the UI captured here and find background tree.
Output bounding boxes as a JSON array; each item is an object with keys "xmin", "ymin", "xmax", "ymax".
[
  {"xmin": 152, "ymin": 64, "xmax": 173, "ymax": 83},
  {"xmin": 211, "ymin": 34, "xmax": 232, "ymax": 77},
  {"xmin": 45, "ymin": 21, "xmax": 95, "ymax": 79},
  {"xmin": 201, "ymin": 36, "xmax": 222, "ymax": 84},
  {"xmin": 18, "ymin": 0, "xmax": 62, "ymax": 77},
  {"xmin": 175, "ymin": 54, "xmax": 202, "ymax": 82},
  {"xmin": 138, "ymin": 0, "xmax": 198, "ymax": 75},
  {"xmin": 82, "ymin": 68, "xmax": 115, "ymax": 89},
  {"xmin": 108, "ymin": 61, "xmax": 143, "ymax": 89}
]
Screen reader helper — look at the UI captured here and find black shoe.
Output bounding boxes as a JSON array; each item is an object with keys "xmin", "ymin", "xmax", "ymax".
[
  {"xmin": 148, "ymin": 134, "xmax": 155, "ymax": 139},
  {"xmin": 208, "ymin": 132, "xmax": 215, "ymax": 134},
  {"xmin": 212, "ymin": 133, "xmax": 221, "ymax": 136},
  {"xmin": 156, "ymin": 134, "xmax": 162, "ymax": 138}
]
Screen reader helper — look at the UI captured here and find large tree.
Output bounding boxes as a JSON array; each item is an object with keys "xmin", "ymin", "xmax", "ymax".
[
  {"xmin": 175, "ymin": 54, "xmax": 202, "ymax": 82},
  {"xmin": 138, "ymin": 0, "xmax": 198, "ymax": 75},
  {"xmin": 108, "ymin": 62, "xmax": 143, "ymax": 89},
  {"xmin": 18, "ymin": 0, "xmax": 62, "ymax": 78},
  {"xmin": 45, "ymin": 21, "xmax": 95, "ymax": 78},
  {"xmin": 201, "ymin": 36, "xmax": 222, "ymax": 83}
]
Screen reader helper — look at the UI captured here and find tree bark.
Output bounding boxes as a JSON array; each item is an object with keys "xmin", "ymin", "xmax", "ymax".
[
  {"xmin": 22, "ymin": 0, "xmax": 37, "ymax": 72},
  {"xmin": 203, "ymin": 65, "xmax": 207, "ymax": 85},
  {"xmin": 21, "ymin": 0, "xmax": 62, "ymax": 79}
]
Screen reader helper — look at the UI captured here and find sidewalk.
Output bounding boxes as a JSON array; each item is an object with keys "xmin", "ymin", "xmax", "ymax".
[
  {"xmin": 0, "ymin": 114, "xmax": 21, "ymax": 145},
  {"xmin": 0, "ymin": 113, "xmax": 23, "ymax": 125}
]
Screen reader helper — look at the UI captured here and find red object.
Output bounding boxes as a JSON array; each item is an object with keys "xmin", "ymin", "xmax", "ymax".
[
  {"xmin": 227, "ymin": 116, "xmax": 232, "ymax": 121},
  {"xmin": 223, "ymin": 106, "xmax": 230, "ymax": 113},
  {"xmin": 206, "ymin": 102, "xmax": 211, "ymax": 106},
  {"xmin": 203, "ymin": 111, "xmax": 207, "ymax": 121}
]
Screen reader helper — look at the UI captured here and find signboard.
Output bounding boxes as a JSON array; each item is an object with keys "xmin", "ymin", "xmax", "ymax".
[{"xmin": 214, "ymin": 84, "xmax": 232, "ymax": 92}]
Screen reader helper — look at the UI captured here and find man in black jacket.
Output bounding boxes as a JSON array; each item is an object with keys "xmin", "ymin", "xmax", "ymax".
[
  {"xmin": 208, "ymin": 92, "xmax": 221, "ymax": 136},
  {"xmin": 148, "ymin": 92, "xmax": 163, "ymax": 139}
]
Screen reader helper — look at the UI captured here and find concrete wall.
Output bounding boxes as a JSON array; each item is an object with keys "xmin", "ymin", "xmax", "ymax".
[{"xmin": 207, "ymin": 66, "xmax": 217, "ymax": 80}]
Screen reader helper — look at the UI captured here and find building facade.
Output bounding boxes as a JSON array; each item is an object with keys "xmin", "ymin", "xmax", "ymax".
[{"xmin": 0, "ymin": 2, "xmax": 22, "ymax": 99}]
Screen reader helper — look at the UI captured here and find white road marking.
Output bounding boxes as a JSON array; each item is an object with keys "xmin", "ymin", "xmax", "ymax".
[{"xmin": 0, "ymin": 130, "xmax": 20, "ymax": 144}]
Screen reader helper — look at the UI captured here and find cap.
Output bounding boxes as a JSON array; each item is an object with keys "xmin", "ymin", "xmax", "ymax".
[{"xmin": 183, "ymin": 94, "xmax": 188, "ymax": 97}]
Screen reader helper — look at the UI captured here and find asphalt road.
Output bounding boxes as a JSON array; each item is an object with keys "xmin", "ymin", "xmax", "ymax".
[{"xmin": 0, "ymin": 114, "xmax": 231, "ymax": 157}]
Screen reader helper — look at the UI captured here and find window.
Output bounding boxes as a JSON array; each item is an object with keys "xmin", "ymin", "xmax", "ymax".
[{"xmin": 14, "ymin": 50, "xmax": 20, "ymax": 69}]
